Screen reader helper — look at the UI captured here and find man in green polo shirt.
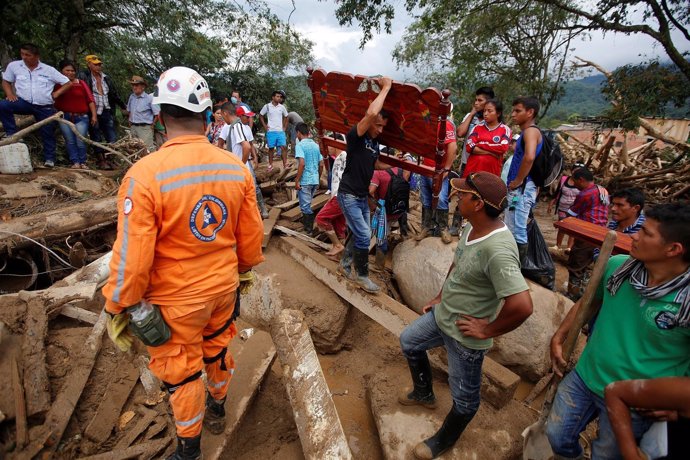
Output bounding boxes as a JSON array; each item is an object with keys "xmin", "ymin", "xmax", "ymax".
[
  {"xmin": 398, "ymin": 171, "xmax": 533, "ymax": 459},
  {"xmin": 547, "ymin": 203, "xmax": 690, "ymax": 459}
]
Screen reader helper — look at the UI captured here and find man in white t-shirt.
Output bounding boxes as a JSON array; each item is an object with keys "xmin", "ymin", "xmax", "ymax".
[
  {"xmin": 218, "ymin": 102, "xmax": 269, "ymax": 219},
  {"xmin": 259, "ymin": 90, "xmax": 288, "ymax": 171}
]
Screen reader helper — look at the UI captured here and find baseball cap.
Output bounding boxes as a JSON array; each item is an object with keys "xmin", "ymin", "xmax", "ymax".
[
  {"xmin": 236, "ymin": 106, "xmax": 255, "ymax": 117},
  {"xmin": 85, "ymin": 54, "xmax": 102, "ymax": 65},
  {"xmin": 450, "ymin": 171, "xmax": 508, "ymax": 210}
]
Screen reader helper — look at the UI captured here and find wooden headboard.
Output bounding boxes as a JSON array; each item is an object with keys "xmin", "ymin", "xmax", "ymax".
[{"xmin": 306, "ymin": 68, "xmax": 452, "ymax": 204}]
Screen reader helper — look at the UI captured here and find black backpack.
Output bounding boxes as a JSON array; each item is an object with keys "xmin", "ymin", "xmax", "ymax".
[
  {"xmin": 384, "ymin": 168, "xmax": 410, "ymax": 216},
  {"xmin": 521, "ymin": 127, "xmax": 563, "ymax": 188}
]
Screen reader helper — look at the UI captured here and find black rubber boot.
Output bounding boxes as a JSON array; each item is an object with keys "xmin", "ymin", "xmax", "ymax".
[
  {"xmin": 415, "ymin": 207, "xmax": 435, "ymax": 241},
  {"xmin": 517, "ymin": 243, "xmax": 529, "ymax": 266},
  {"xmin": 256, "ymin": 190, "xmax": 269, "ymax": 219},
  {"xmin": 435, "ymin": 209, "xmax": 452, "ymax": 244},
  {"xmin": 203, "ymin": 393, "xmax": 226, "ymax": 435},
  {"xmin": 449, "ymin": 210, "xmax": 462, "ymax": 236},
  {"xmin": 413, "ymin": 404, "xmax": 475, "ymax": 459},
  {"xmin": 353, "ymin": 248, "xmax": 380, "ymax": 294},
  {"xmin": 398, "ymin": 355, "xmax": 436, "ymax": 409},
  {"xmin": 301, "ymin": 213, "xmax": 314, "ymax": 235},
  {"xmin": 167, "ymin": 435, "xmax": 202, "ymax": 460}
]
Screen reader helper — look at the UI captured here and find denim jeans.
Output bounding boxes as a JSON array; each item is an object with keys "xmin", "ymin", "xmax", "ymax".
[
  {"xmin": 419, "ymin": 175, "xmax": 450, "ymax": 210},
  {"xmin": 504, "ymin": 178, "xmax": 538, "ymax": 244},
  {"xmin": 59, "ymin": 113, "xmax": 89, "ymax": 164},
  {"xmin": 546, "ymin": 371, "xmax": 652, "ymax": 459},
  {"xmin": 90, "ymin": 109, "xmax": 118, "ymax": 149},
  {"xmin": 298, "ymin": 184, "xmax": 318, "ymax": 214},
  {"xmin": 337, "ymin": 193, "xmax": 371, "ymax": 250},
  {"xmin": 400, "ymin": 309, "xmax": 486, "ymax": 415},
  {"xmin": 0, "ymin": 98, "xmax": 57, "ymax": 161}
]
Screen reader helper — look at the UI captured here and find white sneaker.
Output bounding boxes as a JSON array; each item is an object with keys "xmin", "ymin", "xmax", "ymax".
[
  {"xmin": 325, "ymin": 190, "xmax": 331, "ymax": 195},
  {"xmin": 44, "ymin": 160, "xmax": 55, "ymax": 168}
]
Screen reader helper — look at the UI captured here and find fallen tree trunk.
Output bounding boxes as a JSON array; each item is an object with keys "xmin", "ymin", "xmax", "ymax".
[
  {"xmin": 270, "ymin": 309, "xmax": 352, "ymax": 460},
  {"xmin": 0, "ymin": 196, "xmax": 117, "ymax": 254}
]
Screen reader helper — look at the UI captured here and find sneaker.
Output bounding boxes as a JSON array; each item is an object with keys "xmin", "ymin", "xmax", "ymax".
[
  {"xmin": 325, "ymin": 190, "xmax": 331, "ymax": 195},
  {"xmin": 44, "ymin": 160, "xmax": 55, "ymax": 168},
  {"xmin": 71, "ymin": 163, "xmax": 81, "ymax": 169}
]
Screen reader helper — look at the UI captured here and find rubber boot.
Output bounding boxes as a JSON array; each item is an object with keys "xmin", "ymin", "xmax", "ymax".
[
  {"xmin": 167, "ymin": 435, "xmax": 202, "ymax": 460},
  {"xmin": 398, "ymin": 355, "xmax": 436, "ymax": 409},
  {"xmin": 338, "ymin": 235, "xmax": 356, "ymax": 280},
  {"xmin": 449, "ymin": 211, "xmax": 462, "ymax": 237},
  {"xmin": 415, "ymin": 207, "xmax": 434, "ymax": 241},
  {"xmin": 203, "ymin": 393, "xmax": 226, "ymax": 435},
  {"xmin": 353, "ymin": 248, "xmax": 380, "ymax": 294},
  {"xmin": 301, "ymin": 213, "xmax": 314, "ymax": 235},
  {"xmin": 413, "ymin": 404, "xmax": 474, "ymax": 459},
  {"xmin": 256, "ymin": 189, "xmax": 269, "ymax": 219},
  {"xmin": 435, "ymin": 209, "xmax": 452, "ymax": 244},
  {"xmin": 517, "ymin": 243, "xmax": 529, "ymax": 267}
]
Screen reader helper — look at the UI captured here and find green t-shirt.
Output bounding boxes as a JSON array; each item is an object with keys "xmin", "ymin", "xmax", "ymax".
[
  {"xmin": 576, "ymin": 255, "xmax": 690, "ymax": 397},
  {"xmin": 435, "ymin": 224, "xmax": 529, "ymax": 350}
]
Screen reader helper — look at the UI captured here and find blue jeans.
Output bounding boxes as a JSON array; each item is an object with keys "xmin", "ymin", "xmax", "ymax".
[
  {"xmin": 400, "ymin": 309, "xmax": 486, "ymax": 415},
  {"xmin": 59, "ymin": 113, "xmax": 89, "ymax": 164},
  {"xmin": 419, "ymin": 175, "xmax": 450, "ymax": 210},
  {"xmin": 298, "ymin": 184, "xmax": 318, "ymax": 214},
  {"xmin": 546, "ymin": 371, "xmax": 652, "ymax": 459},
  {"xmin": 337, "ymin": 193, "xmax": 371, "ymax": 250},
  {"xmin": 90, "ymin": 109, "xmax": 118, "ymax": 149},
  {"xmin": 0, "ymin": 98, "xmax": 57, "ymax": 161},
  {"xmin": 504, "ymin": 179, "xmax": 538, "ymax": 244}
]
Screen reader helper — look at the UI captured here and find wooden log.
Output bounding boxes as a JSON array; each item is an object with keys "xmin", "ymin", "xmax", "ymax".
[
  {"xmin": 281, "ymin": 194, "xmax": 330, "ymax": 221},
  {"xmin": 18, "ymin": 311, "xmax": 107, "ymax": 460},
  {"xmin": 56, "ymin": 118, "xmax": 132, "ymax": 166},
  {"xmin": 595, "ymin": 136, "xmax": 616, "ymax": 175},
  {"xmin": 0, "ymin": 196, "xmax": 117, "ymax": 254},
  {"xmin": 274, "ymin": 225, "xmax": 331, "ymax": 251},
  {"xmin": 21, "ymin": 298, "xmax": 51, "ymax": 416},
  {"xmin": 259, "ymin": 180, "xmax": 278, "ymax": 194},
  {"xmin": 274, "ymin": 199, "xmax": 299, "ymax": 211},
  {"xmin": 262, "ymin": 207, "xmax": 282, "ymax": 248},
  {"xmin": 77, "ymin": 437, "xmax": 171, "ymax": 460},
  {"xmin": 60, "ymin": 304, "xmax": 100, "ymax": 324},
  {"xmin": 671, "ymin": 183, "xmax": 690, "ymax": 199},
  {"xmin": 270, "ymin": 309, "xmax": 352, "ymax": 460},
  {"xmin": 12, "ymin": 357, "xmax": 28, "ymax": 449},
  {"xmin": 0, "ymin": 112, "xmax": 64, "ymax": 147},
  {"xmin": 84, "ymin": 356, "xmax": 140, "ymax": 443}
]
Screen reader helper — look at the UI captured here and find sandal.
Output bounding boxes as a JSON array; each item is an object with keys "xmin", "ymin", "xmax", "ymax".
[
  {"xmin": 80, "ymin": 164, "xmax": 90, "ymax": 170},
  {"xmin": 71, "ymin": 163, "xmax": 81, "ymax": 169}
]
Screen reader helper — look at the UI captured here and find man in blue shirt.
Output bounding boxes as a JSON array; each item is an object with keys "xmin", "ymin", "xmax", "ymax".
[
  {"xmin": 294, "ymin": 122, "xmax": 323, "ymax": 235},
  {"xmin": 0, "ymin": 43, "xmax": 71, "ymax": 167},
  {"xmin": 127, "ymin": 75, "xmax": 159, "ymax": 152}
]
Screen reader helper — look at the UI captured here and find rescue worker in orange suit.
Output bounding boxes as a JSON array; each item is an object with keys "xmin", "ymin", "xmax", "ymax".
[{"xmin": 102, "ymin": 66, "xmax": 264, "ymax": 460}]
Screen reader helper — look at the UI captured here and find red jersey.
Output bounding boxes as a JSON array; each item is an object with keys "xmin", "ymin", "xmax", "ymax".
[
  {"xmin": 463, "ymin": 122, "xmax": 512, "ymax": 177},
  {"xmin": 422, "ymin": 120, "xmax": 456, "ymax": 168},
  {"xmin": 54, "ymin": 79, "xmax": 95, "ymax": 114}
]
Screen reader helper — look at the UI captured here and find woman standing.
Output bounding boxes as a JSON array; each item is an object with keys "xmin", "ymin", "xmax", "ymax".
[
  {"xmin": 54, "ymin": 60, "xmax": 97, "ymax": 169},
  {"xmin": 462, "ymin": 99, "xmax": 512, "ymax": 178},
  {"xmin": 206, "ymin": 105, "xmax": 225, "ymax": 145}
]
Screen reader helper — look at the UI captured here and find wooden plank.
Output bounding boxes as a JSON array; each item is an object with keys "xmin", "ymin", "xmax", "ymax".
[
  {"xmin": 60, "ymin": 304, "xmax": 99, "ymax": 324},
  {"xmin": 274, "ymin": 226, "xmax": 332, "ymax": 251},
  {"xmin": 114, "ymin": 406, "xmax": 158, "ymax": 449},
  {"xmin": 202, "ymin": 325, "xmax": 276, "ymax": 460},
  {"xmin": 21, "ymin": 298, "xmax": 51, "ymax": 416},
  {"xmin": 77, "ymin": 437, "xmax": 171, "ymax": 460},
  {"xmin": 554, "ymin": 217, "xmax": 632, "ymax": 254},
  {"xmin": 275, "ymin": 199, "xmax": 299, "ymax": 211},
  {"xmin": 12, "ymin": 357, "xmax": 28, "ymax": 449},
  {"xmin": 282, "ymin": 194, "xmax": 330, "ymax": 221},
  {"xmin": 262, "ymin": 207, "xmax": 282, "ymax": 248},
  {"xmin": 19, "ymin": 311, "xmax": 108, "ymax": 460},
  {"xmin": 84, "ymin": 355, "xmax": 139, "ymax": 443},
  {"xmin": 259, "ymin": 180, "xmax": 277, "ymax": 194}
]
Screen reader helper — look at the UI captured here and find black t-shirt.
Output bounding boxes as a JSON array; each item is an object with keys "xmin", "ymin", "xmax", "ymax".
[{"xmin": 338, "ymin": 126, "xmax": 380, "ymax": 197}]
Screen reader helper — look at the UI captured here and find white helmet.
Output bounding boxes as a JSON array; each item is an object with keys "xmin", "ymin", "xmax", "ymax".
[{"xmin": 153, "ymin": 66, "xmax": 212, "ymax": 113}]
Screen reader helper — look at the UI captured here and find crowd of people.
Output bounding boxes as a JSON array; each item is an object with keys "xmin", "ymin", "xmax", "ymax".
[{"xmin": 3, "ymin": 48, "xmax": 689, "ymax": 460}]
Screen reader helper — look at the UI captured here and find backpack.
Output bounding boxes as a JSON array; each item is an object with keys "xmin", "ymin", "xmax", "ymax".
[
  {"xmin": 521, "ymin": 127, "xmax": 563, "ymax": 188},
  {"xmin": 384, "ymin": 168, "xmax": 410, "ymax": 216}
]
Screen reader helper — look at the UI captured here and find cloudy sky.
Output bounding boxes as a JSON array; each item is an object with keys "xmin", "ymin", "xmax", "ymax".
[{"xmin": 269, "ymin": 0, "xmax": 689, "ymax": 82}]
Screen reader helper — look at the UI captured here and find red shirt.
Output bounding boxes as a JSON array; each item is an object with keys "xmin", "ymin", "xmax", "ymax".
[
  {"xmin": 422, "ymin": 120, "xmax": 456, "ymax": 168},
  {"xmin": 568, "ymin": 183, "xmax": 609, "ymax": 226},
  {"xmin": 463, "ymin": 122, "xmax": 511, "ymax": 177},
  {"xmin": 54, "ymin": 79, "xmax": 95, "ymax": 114}
]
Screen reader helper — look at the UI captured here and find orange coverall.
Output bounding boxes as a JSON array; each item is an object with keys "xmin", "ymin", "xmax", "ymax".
[{"xmin": 103, "ymin": 134, "xmax": 264, "ymax": 437}]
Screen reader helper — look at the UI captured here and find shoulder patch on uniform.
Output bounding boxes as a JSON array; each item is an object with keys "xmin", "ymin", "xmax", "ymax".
[
  {"xmin": 123, "ymin": 197, "xmax": 134, "ymax": 215},
  {"xmin": 190, "ymin": 195, "xmax": 228, "ymax": 242}
]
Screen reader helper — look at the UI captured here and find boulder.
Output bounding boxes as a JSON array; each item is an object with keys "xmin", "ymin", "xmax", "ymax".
[
  {"xmin": 391, "ymin": 238, "xmax": 457, "ymax": 313},
  {"xmin": 392, "ymin": 239, "xmax": 573, "ymax": 382}
]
